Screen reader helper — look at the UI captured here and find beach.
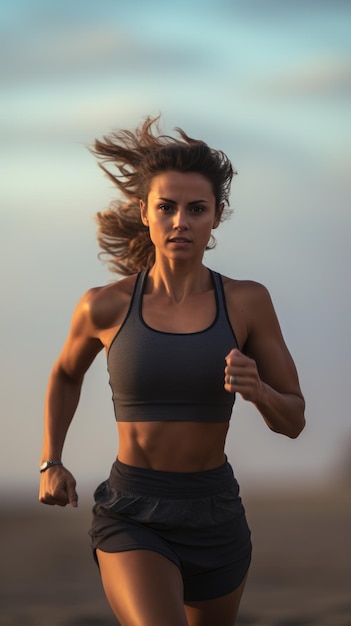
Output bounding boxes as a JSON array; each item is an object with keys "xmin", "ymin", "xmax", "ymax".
[{"xmin": 1, "ymin": 481, "xmax": 350, "ymax": 626}]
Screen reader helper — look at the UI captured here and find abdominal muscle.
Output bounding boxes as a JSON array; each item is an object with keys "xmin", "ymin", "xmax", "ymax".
[{"xmin": 117, "ymin": 420, "xmax": 230, "ymax": 472}]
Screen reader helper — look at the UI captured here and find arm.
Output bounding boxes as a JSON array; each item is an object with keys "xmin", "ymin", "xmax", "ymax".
[
  {"xmin": 39, "ymin": 291, "xmax": 104, "ymax": 507},
  {"xmin": 225, "ymin": 283, "xmax": 305, "ymax": 438}
]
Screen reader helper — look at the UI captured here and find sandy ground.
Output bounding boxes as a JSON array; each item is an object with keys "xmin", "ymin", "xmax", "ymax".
[{"xmin": 1, "ymin": 481, "xmax": 350, "ymax": 626}]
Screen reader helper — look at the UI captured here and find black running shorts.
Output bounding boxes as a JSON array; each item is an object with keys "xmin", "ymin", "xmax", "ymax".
[{"xmin": 89, "ymin": 458, "xmax": 252, "ymax": 601}]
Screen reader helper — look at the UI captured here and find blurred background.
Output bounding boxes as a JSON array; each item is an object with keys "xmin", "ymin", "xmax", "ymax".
[
  {"xmin": 1, "ymin": 0, "xmax": 350, "ymax": 499},
  {"xmin": 1, "ymin": 1, "xmax": 350, "ymax": 624}
]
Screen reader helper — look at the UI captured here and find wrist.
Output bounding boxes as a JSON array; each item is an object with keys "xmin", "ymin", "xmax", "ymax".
[{"xmin": 39, "ymin": 460, "xmax": 63, "ymax": 473}]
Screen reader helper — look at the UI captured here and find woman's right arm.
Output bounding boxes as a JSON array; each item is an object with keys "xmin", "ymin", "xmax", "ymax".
[{"xmin": 39, "ymin": 290, "xmax": 104, "ymax": 507}]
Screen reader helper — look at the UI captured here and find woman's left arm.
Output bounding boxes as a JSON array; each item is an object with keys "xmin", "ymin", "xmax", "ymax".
[{"xmin": 225, "ymin": 283, "xmax": 305, "ymax": 438}]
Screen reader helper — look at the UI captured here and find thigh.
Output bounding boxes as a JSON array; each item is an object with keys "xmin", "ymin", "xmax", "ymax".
[
  {"xmin": 97, "ymin": 548, "xmax": 188, "ymax": 626},
  {"xmin": 184, "ymin": 573, "xmax": 248, "ymax": 626}
]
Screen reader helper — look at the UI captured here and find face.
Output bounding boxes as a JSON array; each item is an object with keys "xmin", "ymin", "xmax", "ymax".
[{"xmin": 140, "ymin": 171, "xmax": 222, "ymax": 263}]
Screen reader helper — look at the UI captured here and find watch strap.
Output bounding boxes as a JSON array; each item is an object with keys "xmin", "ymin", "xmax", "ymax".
[{"xmin": 40, "ymin": 460, "xmax": 63, "ymax": 473}]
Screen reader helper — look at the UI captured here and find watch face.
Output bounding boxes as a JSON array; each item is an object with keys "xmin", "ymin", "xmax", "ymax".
[{"xmin": 40, "ymin": 460, "xmax": 62, "ymax": 472}]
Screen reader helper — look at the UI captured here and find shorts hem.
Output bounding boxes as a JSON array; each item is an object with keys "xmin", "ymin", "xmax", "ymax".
[
  {"xmin": 183, "ymin": 554, "xmax": 252, "ymax": 602},
  {"xmin": 92, "ymin": 543, "xmax": 181, "ymax": 572}
]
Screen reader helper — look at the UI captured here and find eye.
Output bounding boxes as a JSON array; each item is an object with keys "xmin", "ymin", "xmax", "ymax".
[
  {"xmin": 189, "ymin": 205, "xmax": 205, "ymax": 214},
  {"xmin": 159, "ymin": 203, "xmax": 173, "ymax": 212}
]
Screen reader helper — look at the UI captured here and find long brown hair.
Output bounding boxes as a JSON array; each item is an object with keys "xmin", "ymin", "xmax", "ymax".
[{"xmin": 91, "ymin": 116, "xmax": 236, "ymax": 275}]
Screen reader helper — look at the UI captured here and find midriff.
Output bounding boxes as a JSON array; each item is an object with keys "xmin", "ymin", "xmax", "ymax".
[{"xmin": 117, "ymin": 420, "xmax": 230, "ymax": 472}]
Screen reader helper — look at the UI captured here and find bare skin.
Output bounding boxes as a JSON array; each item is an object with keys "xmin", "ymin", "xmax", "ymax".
[
  {"xmin": 96, "ymin": 549, "xmax": 248, "ymax": 626},
  {"xmin": 39, "ymin": 171, "xmax": 305, "ymax": 624}
]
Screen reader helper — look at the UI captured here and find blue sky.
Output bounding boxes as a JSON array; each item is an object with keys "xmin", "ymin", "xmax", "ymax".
[{"xmin": 1, "ymin": 0, "xmax": 350, "ymax": 500}]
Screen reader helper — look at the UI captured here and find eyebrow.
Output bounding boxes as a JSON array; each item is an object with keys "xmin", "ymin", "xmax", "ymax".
[{"xmin": 158, "ymin": 197, "xmax": 209, "ymax": 204}]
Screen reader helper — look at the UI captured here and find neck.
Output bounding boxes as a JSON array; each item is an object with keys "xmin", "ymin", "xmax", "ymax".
[{"xmin": 146, "ymin": 261, "xmax": 211, "ymax": 303}]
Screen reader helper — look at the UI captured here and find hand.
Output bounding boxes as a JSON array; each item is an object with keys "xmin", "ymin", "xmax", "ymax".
[
  {"xmin": 39, "ymin": 465, "xmax": 78, "ymax": 508},
  {"xmin": 225, "ymin": 348, "xmax": 265, "ymax": 403}
]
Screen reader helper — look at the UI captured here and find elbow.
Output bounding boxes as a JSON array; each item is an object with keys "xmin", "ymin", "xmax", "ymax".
[
  {"xmin": 270, "ymin": 418, "xmax": 305, "ymax": 439},
  {"xmin": 288, "ymin": 417, "xmax": 306, "ymax": 439},
  {"xmin": 286, "ymin": 399, "xmax": 306, "ymax": 439},
  {"xmin": 271, "ymin": 398, "xmax": 306, "ymax": 439}
]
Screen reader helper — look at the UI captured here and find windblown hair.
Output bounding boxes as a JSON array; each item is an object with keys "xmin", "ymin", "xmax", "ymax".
[{"xmin": 91, "ymin": 115, "xmax": 236, "ymax": 275}]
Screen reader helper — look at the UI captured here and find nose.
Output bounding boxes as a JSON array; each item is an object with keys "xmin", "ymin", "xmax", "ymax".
[{"xmin": 172, "ymin": 208, "xmax": 189, "ymax": 230}]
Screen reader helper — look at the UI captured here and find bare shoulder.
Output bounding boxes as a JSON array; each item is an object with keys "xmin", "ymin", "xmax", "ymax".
[
  {"xmin": 221, "ymin": 274, "xmax": 272, "ymax": 311},
  {"xmin": 219, "ymin": 274, "xmax": 279, "ymax": 349},
  {"xmin": 76, "ymin": 274, "xmax": 138, "ymax": 332}
]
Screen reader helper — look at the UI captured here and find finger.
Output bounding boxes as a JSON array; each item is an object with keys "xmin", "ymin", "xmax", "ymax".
[
  {"xmin": 226, "ymin": 357, "xmax": 250, "ymax": 373},
  {"xmin": 39, "ymin": 493, "xmax": 68, "ymax": 506},
  {"xmin": 64, "ymin": 475, "xmax": 78, "ymax": 508},
  {"xmin": 52, "ymin": 483, "xmax": 72, "ymax": 506},
  {"xmin": 224, "ymin": 373, "xmax": 241, "ymax": 392},
  {"xmin": 226, "ymin": 358, "xmax": 251, "ymax": 373},
  {"xmin": 224, "ymin": 364, "xmax": 246, "ymax": 382},
  {"xmin": 39, "ymin": 496, "xmax": 56, "ymax": 506},
  {"xmin": 68, "ymin": 489, "xmax": 79, "ymax": 508},
  {"xmin": 225, "ymin": 348, "xmax": 241, "ymax": 363},
  {"xmin": 229, "ymin": 374, "xmax": 238, "ymax": 387}
]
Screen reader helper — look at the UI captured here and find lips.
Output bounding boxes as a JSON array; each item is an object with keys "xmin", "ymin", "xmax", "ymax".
[{"xmin": 168, "ymin": 237, "xmax": 191, "ymax": 243}]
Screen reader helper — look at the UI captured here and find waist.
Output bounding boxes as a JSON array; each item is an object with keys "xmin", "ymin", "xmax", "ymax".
[
  {"xmin": 117, "ymin": 420, "xmax": 229, "ymax": 472},
  {"xmin": 109, "ymin": 456, "xmax": 238, "ymax": 499}
]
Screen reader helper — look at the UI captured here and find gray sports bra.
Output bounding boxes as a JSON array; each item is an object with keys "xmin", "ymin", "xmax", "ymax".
[{"xmin": 107, "ymin": 269, "xmax": 238, "ymax": 422}]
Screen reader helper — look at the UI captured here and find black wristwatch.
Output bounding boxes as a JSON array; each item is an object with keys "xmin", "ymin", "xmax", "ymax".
[{"xmin": 40, "ymin": 460, "xmax": 63, "ymax": 473}]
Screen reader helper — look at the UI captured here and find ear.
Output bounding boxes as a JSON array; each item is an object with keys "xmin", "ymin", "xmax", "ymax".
[
  {"xmin": 140, "ymin": 200, "xmax": 149, "ymax": 226},
  {"xmin": 212, "ymin": 203, "xmax": 224, "ymax": 229}
]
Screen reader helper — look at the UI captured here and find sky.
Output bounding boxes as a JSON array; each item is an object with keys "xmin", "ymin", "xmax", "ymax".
[{"xmin": 1, "ymin": 0, "xmax": 350, "ymax": 503}]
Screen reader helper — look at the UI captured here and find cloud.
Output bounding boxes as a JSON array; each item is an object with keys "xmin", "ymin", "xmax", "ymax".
[
  {"xmin": 1, "ymin": 17, "xmax": 206, "ymax": 87},
  {"xmin": 259, "ymin": 56, "xmax": 351, "ymax": 99},
  {"xmin": 220, "ymin": 0, "xmax": 351, "ymax": 19}
]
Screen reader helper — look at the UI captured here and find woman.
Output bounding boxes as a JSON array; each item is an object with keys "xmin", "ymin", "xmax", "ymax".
[{"xmin": 39, "ymin": 116, "xmax": 305, "ymax": 626}]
